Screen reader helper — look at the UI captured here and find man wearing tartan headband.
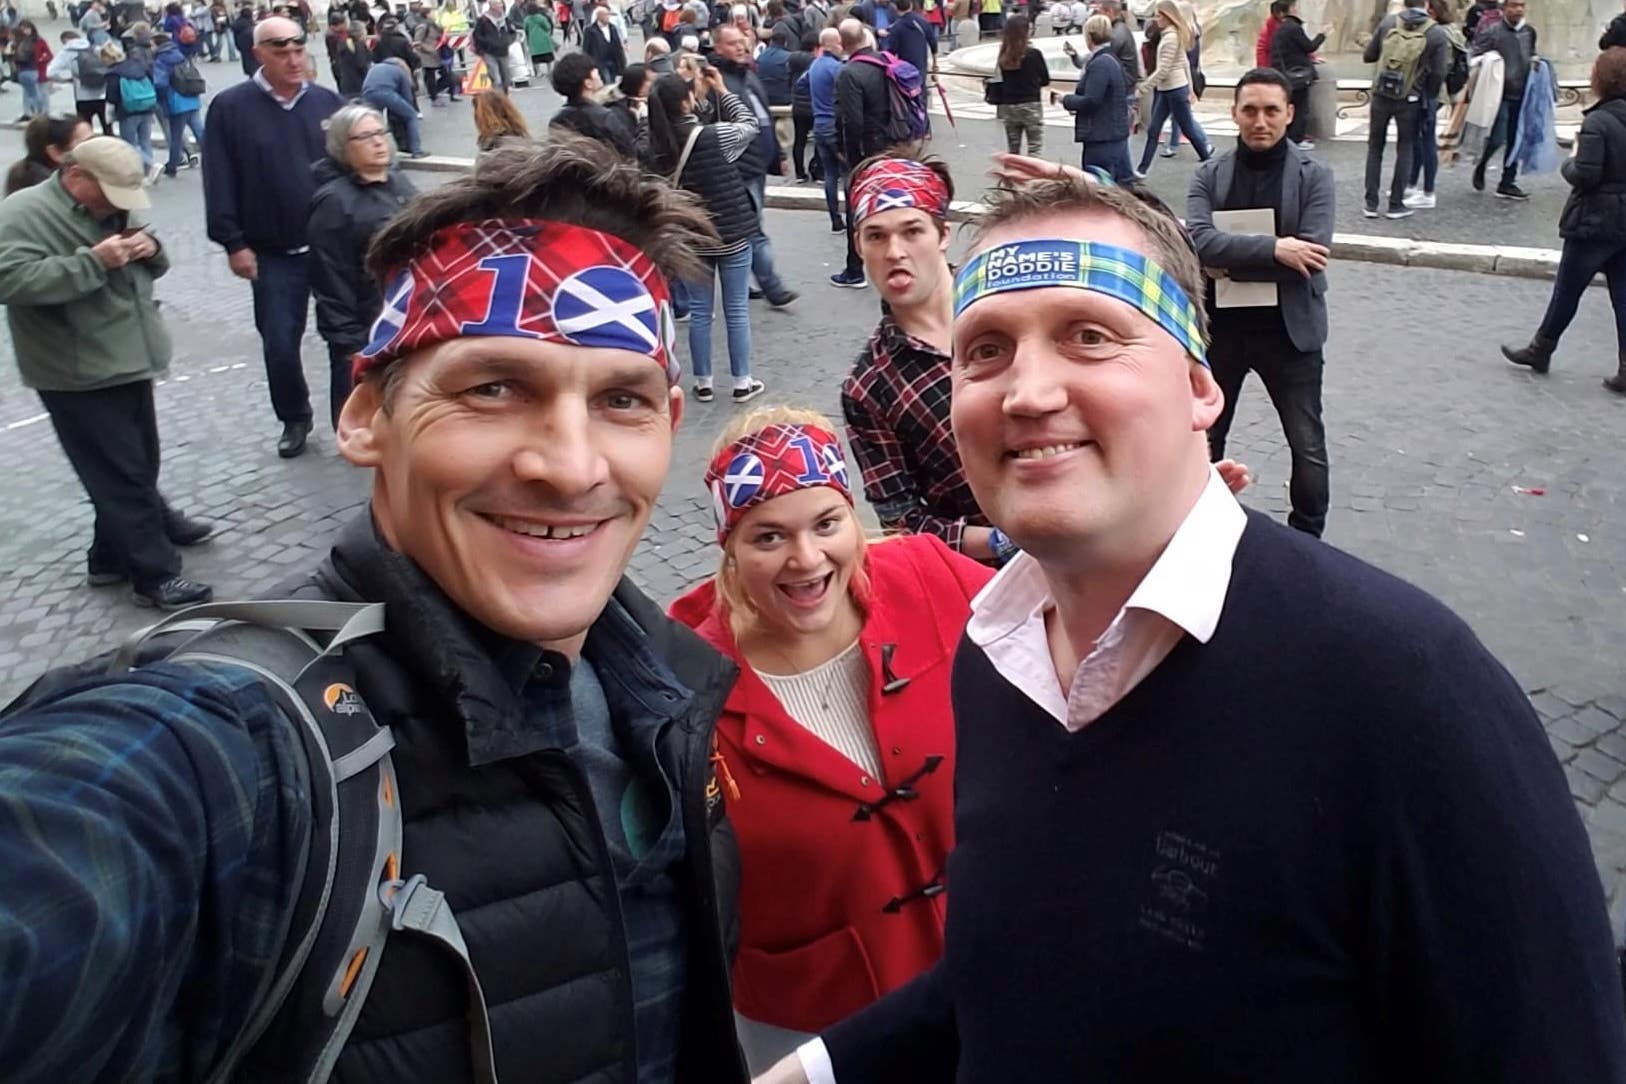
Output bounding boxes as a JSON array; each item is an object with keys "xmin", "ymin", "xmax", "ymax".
[
  {"xmin": 764, "ymin": 167, "xmax": 1624, "ymax": 1084},
  {"xmin": 315, "ymin": 136, "xmax": 754, "ymax": 1082}
]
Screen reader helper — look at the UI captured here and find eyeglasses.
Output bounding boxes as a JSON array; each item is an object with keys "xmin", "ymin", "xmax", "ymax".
[
  {"xmin": 259, "ymin": 33, "xmax": 306, "ymax": 48},
  {"xmin": 348, "ymin": 129, "xmax": 390, "ymax": 143}
]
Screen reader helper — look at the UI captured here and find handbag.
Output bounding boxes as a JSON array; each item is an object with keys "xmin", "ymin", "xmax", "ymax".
[
  {"xmin": 671, "ymin": 124, "xmax": 700, "ymax": 183},
  {"xmin": 983, "ymin": 62, "xmax": 1003, "ymax": 105}
]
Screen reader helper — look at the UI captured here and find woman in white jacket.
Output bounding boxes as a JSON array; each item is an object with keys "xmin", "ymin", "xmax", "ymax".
[{"xmin": 1135, "ymin": 0, "xmax": 1210, "ymax": 174}]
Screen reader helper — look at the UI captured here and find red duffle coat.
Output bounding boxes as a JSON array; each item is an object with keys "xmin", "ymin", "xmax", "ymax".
[{"xmin": 669, "ymin": 533, "xmax": 993, "ymax": 1034}]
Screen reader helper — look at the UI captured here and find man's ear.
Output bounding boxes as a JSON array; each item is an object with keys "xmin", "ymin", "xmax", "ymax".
[
  {"xmin": 336, "ymin": 375, "xmax": 386, "ymax": 467},
  {"xmin": 1190, "ymin": 357, "xmax": 1224, "ymax": 433}
]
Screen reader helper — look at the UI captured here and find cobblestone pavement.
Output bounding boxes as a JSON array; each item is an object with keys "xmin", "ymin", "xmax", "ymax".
[{"xmin": 2, "ymin": 75, "xmax": 1625, "ymax": 923}]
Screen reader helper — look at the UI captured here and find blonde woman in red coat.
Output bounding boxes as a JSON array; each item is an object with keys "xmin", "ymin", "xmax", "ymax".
[{"xmin": 669, "ymin": 406, "xmax": 992, "ymax": 1074}]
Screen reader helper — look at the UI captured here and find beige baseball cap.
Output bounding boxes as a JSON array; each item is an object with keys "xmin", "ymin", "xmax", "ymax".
[{"xmin": 68, "ymin": 136, "xmax": 151, "ymax": 211}]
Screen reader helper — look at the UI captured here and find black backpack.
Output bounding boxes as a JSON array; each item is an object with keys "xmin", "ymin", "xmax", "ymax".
[
  {"xmin": 170, "ymin": 54, "xmax": 206, "ymax": 96},
  {"xmin": 1445, "ymin": 38, "xmax": 1469, "ymax": 97},
  {"xmin": 74, "ymin": 46, "xmax": 108, "ymax": 91},
  {"xmin": 1, "ymin": 600, "xmax": 499, "ymax": 1084}
]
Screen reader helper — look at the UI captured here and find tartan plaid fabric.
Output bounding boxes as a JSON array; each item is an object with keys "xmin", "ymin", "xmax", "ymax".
[
  {"xmin": 704, "ymin": 423, "xmax": 854, "ymax": 542},
  {"xmin": 840, "ymin": 315, "xmax": 987, "ymax": 553},
  {"xmin": 353, "ymin": 218, "xmax": 679, "ymax": 384},
  {"xmin": 953, "ymin": 239, "xmax": 1210, "ymax": 367},
  {"xmin": 849, "ymin": 158, "xmax": 952, "ymax": 226}
]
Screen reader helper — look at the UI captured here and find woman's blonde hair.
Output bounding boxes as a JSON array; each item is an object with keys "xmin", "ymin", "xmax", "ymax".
[
  {"xmin": 710, "ymin": 405, "xmax": 873, "ymax": 644},
  {"xmin": 1155, "ymin": 0, "xmax": 1190, "ymax": 51}
]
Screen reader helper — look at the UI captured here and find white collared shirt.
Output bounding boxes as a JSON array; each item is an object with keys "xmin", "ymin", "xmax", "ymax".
[
  {"xmin": 966, "ymin": 465, "xmax": 1245, "ymax": 730},
  {"xmin": 793, "ymin": 467, "xmax": 1246, "ymax": 1084},
  {"xmin": 253, "ymin": 67, "xmax": 310, "ymax": 110}
]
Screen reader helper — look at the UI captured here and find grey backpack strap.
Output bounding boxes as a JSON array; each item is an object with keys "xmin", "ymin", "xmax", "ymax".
[
  {"xmin": 378, "ymin": 875, "xmax": 500, "ymax": 1084},
  {"xmin": 112, "ymin": 600, "xmax": 385, "ymax": 671}
]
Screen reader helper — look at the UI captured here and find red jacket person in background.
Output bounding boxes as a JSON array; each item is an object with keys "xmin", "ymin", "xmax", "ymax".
[{"xmin": 670, "ymin": 406, "xmax": 991, "ymax": 1074}]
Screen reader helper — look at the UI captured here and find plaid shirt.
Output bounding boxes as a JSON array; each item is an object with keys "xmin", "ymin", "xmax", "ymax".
[
  {"xmin": 0, "ymin": 661, "xmax": 310, "ymax": 1084},
  {"xmin": 841, "ymin": 313, "xmax": 988, "ymax": 552}
]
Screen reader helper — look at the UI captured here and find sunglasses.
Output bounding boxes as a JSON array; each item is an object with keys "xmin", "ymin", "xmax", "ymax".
[{"xmin": 259, "ymin": 33, "xmax": 307, "ymax": 48}]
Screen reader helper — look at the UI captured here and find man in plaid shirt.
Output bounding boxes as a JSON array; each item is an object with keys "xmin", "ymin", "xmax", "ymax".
[{"xmin": 840, "ymin": 154, "xmax": 1007, "ymax": 562}]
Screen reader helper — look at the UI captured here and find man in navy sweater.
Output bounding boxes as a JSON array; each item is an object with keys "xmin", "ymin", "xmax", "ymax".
[
  {"xmin": 757, "ymin": 171, "xmax": 1626, "ymax": 1082},
  {"xmin": 202, "ymin": 15, "xmax": 342, "ymax": 459}
]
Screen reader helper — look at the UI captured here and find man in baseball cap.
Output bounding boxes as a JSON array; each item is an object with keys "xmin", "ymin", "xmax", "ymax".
[
  {"xmin": 0, "ymin": 133, "xmax": 215, "ymax": 611},
  {"xmin": 61, "ymin": 132, "xmax": 152, "ymax": 210}
]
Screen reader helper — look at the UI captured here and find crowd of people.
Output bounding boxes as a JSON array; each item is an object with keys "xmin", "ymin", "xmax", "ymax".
[
  {"xmin": 3, "ymin": 111, "xmax": 1626, "ymax": 1082},
  {"xmin": 2, "ymin": 0, "xmax": 1626, "ymax": 1075}
]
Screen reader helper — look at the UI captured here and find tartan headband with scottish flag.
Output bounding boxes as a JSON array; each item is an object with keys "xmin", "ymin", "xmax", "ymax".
[
  {"xmin": 352, "ymin": 218, "xmax": 680, "ymax": 384},
  {"xmin": 704, "ymin": 423, "xmax": 854, "ymax": 543},
  {"xmin": 952, "ymin": 239, "xmax": 1209, "ymax": 367},
  {"xmin": 849, "ymin": 158, "xmax": 952, "ymax": 228}
]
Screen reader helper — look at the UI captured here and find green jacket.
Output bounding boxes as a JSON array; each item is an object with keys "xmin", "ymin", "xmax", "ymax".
[
  {"xmin": 524, "ymin": 11, "xmax": 554, "ymax": 55},
  {"xmin": 0, "ymin": 176, "xmax": 172, "ymax": 392}
]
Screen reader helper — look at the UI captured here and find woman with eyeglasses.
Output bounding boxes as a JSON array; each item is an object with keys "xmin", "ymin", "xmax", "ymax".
[
  {"xmin": 306, "ymin": 102, "xmax": 416, "ymax": 428},
  {"xmin": 669, "ymin": 406, "xmax": 991, "ymax": 1073}
]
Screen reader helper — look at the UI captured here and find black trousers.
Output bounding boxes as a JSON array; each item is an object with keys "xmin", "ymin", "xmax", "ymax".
[
  {"xmin": 1365, "ymin": 95, "xmax": 1419, "ymax": 212},
  {"xmin": 1206, "ymin": 323, "xmax": 1330, "ymax": 538},
  {"xmin": 38, "ymin": 380, "xmax": 182, "ymax": 588},
  {"xmin": 74, "ymin": 97, "xmax": 113, "ymax": 134},
  {"xmin": 326, "ymin": 341, "xmax": 357, "ymax": 429},
  {"xmin": 791, "ymin": 108, "xmax": 813, "ymax": 179},
  {"xmin": 1287, "ymin": 83, "xmax": 1310, "ymax": 143}
]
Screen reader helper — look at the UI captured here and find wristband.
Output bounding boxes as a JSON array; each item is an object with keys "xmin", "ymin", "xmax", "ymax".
[{"xmin": 987, "ymin": 527, "xmax": 1020, "ymax": 566}]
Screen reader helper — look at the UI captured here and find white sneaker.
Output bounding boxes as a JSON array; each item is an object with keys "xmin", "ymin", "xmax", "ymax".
[
  {"xmin": 145, "ymin": 161, "xmax": 164, "ymax": 185},
  {"xmin": 1403, "ymin": 191, "xmax": 1436, "ymax": 209}
]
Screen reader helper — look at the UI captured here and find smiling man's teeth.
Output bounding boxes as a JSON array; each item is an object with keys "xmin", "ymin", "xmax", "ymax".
[
  {"xmin": 1013, "ymin": 443, "xmax": 1085, "ymax": 461},
  {"xmin": 493, "ymin": 516, "xmax": 596, "ymax": 540}
]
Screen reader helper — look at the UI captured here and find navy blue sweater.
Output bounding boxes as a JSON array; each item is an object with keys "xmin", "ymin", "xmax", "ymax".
[
  {"xmin": 202, "ymin": 79, "xmax": 343, "ymax": 254},
  {"xmin": 826, "ymin": 510, "xmax": 1626, "ymax": 1082}
]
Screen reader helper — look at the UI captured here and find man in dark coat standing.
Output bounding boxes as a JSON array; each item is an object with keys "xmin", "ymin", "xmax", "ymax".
[{"xmin": 582, "ymin": 1, "xmax": 626, "ymax": 83}]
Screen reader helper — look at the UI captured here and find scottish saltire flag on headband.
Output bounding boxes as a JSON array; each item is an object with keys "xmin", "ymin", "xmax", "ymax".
[
  {"xmin": 704, "ymin": 423, "xmax": 854, "ymax": 542},
  {"xmin": 353, "ymin": 219, "xmax": 680, "ymax": 383},
  {"xmin": 849, "ymin": 158, "xmax": 952, "ymax": 227},
  {"xmin": 952, "ymin": 239, "xmax": 1209, "ymax": 367}
]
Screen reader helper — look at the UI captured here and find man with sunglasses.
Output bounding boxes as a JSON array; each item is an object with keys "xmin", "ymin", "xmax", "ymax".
[{"xmin": 203, "ymin": 15, "xmax": 343, "ymax": 459}]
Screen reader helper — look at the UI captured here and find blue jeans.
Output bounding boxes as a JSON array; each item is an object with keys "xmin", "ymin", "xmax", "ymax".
[
  {"xmin": 744, "ymin": 174, "xmax": 788, "ymax": 299},
  {"xmin": 1538, "ymin": 238, "xmax": 1626, "ymax": 347},
  {"xmin": 1138, "ymin": 85, "xmax": 1210, "ymax": 171},
  {"xmin": 250, "ymin": 250, "xmax": 313, "ymax": 424},
  {"xmin": 118, "ymin": 111, "xmax": 155, "ymax": 169},
  {"xmin": 362, "ymin": 87, "xmax": 422, "ymax": 154},
  {"xmin": 1082, "ymin": 139, "xmax": 1135, "ymax": 184},
  {"xmin": 687, "ymin": 245, "xmax": 752, "ymax": 384},
  {"xmin": 165, "ymin": 109, "xmax": 203, "ymax": 173},
  {"xmin": 814, "ymin": 129, "xmax": 843, "ymax": 226},
  {"xmin": 18, "ymin": 68, "xmax": 47, "ymax": 115},
  {"xmin": 1408, "ymin": 95, "xmax": 1438, "ymax": 193}
]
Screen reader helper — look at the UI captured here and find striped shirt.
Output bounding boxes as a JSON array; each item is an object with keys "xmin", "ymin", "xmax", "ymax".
[{"xmin": 754, "ymin": 640, "xmax": 882, "ymax": 777}]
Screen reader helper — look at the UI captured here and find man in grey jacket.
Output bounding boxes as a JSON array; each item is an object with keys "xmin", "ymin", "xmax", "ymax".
[
  {"xmin": 1187, "ymin": 67, "xmax": 1335, "ymax": 537},
  {"xmin": 1361, "ymin": 0, "xmax": 1447, "ymax": 217},
  {"xmin": 1469, "ymin": 0, "xmax": 1537, "ymax": 198}
]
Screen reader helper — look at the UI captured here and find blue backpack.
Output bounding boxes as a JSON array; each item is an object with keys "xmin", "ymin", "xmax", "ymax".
[
  {"xmin": 853, "ymin": 50, "xmax": 929, "ymax": 144},
  {"xmin": 120, "ymin": 71, "xmax": 158, "ymax": 113}
]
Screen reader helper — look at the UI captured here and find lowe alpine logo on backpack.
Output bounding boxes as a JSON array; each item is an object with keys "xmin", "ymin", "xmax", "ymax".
[
  {"xmin": 1373, "ymin": 16, "xmax": 1433, "ymax": 100},
  {"xmin": 853, "ymin": 51, "xmax": 930, "ymax": 144}
]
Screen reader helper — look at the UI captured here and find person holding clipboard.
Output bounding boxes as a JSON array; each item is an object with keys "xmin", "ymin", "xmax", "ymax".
[{"xmin": 1185, "ymin": 65, "xmax": 1334, "ymax": 539}]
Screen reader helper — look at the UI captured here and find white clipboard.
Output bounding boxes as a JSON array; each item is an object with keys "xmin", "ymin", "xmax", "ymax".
[{"xmin": 1212, "ymin": 208, "xmax": 1279, "ymax": 309}]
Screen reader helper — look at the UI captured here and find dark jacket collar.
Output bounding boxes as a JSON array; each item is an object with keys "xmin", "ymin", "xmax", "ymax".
[{"xmin": 311, "ymin": 511, "xmax": 737, "ymax": 765}]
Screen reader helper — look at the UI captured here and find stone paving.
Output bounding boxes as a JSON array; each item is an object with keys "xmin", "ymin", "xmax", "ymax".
[{"xmin": 2, "ymin": 57, "xmax": 1625, "ymax": 925}]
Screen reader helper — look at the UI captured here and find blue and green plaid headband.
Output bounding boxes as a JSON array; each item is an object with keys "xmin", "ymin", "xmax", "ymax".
[{"xmin": 953, "ymin": 239, "xmax": 1208, "ymax": 367}]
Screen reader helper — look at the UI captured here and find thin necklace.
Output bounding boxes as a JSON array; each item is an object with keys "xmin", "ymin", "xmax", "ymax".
[{"xmin": 761, "ymin": 639, "xmax": 859, "ymax": 711}]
